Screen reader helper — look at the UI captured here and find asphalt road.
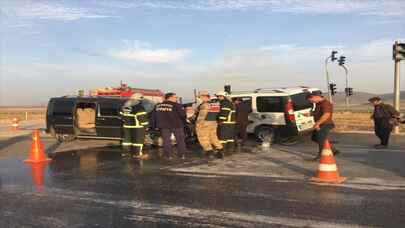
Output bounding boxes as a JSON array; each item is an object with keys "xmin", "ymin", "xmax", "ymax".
[{"xmin": 1, "ymin": 133, "xmax": 405, "ymax": 228}]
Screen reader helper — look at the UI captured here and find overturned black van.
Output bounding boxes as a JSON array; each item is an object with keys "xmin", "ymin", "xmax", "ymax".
[{"xmin": 46, "ymin": 96, "xmax": 156, "ymax": 142}]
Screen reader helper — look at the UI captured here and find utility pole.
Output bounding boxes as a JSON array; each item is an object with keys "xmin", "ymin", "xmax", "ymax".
[
  {"xmin": 342, "ymin": 65, "xmax": 350, "ymax": 110},
  {"xmin": 338, "ymin": 55, "xmax": 350, "ymax": 111},
  {"xmin": 393, "ymin": 41, "xmax": 402, "ymax": 134},
  {"xmin": 325, "ymin": 50, "xmax": 338, "ymax": 103}
]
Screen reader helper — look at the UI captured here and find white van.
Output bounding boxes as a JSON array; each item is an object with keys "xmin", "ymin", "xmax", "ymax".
[{"xmin": 229, "ymin": 86, "xmax": 321, "ymax": 145}]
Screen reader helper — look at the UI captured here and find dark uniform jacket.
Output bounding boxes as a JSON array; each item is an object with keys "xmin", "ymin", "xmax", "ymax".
[
  {"xmin": 153, "ymin": 101, "xmax": 186, "ymax": 129},
  {"xmin": 120, "ymin": 104, "xmax": 149, "ymax": 128},
  {"xmin": 236, "ymin": 102, "xmax": 252, "ymax": 124},
  {"xmin": 372, "ymin": 103, "xmax": 400, "ymax": 126},
  {"xmin": 218, "ymin": 99, "xmax": 236, "ymax": 123}
]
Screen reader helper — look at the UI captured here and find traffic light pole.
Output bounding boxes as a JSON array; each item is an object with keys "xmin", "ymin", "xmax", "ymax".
[
  {"xmin": 325, "ymin": 56, "xmax": 333, "ymax": 103},
  {"xmin": 341, "ymin": 65, "xmax": 350, "ymax": 111},
  {"xmin": 393, "ymin": 50, "xmax": 401, "ymax": 134}
]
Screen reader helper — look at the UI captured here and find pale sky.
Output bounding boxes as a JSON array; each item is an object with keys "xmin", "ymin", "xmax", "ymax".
[{"xmin": 1, "ymin": 0, "xmax": 405, "ymax": 105}]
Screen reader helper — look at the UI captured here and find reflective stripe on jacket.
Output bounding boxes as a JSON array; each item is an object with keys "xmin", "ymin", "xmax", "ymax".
[
  {"xmin": 196, "ymin": 101, "xmax": 221, "ymax": 122},
  {"xmin": 218, "ymin": 99, "xmax": 236, "ymax": 124},
  {"xmin": 121, "ymin": 105, "xmax": 149, "ymax": 128}
]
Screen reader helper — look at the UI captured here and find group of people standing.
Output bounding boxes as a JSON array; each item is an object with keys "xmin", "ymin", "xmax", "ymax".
[
  {"xmin": 154, "ymin": 90, "xmax": 251, "ymax": 159},
  {"xmin": 120, "ymin": 90, "xmax": 403, "ymax": 160},
  {"xmin": 120, "ymin": 91, "xmax": 251, "ymax": 160}
]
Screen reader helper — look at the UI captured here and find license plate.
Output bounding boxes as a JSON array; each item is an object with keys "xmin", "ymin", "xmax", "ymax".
[{"xmin": 298, "ymin": 122, "xmax": 313, "ymax": 131}]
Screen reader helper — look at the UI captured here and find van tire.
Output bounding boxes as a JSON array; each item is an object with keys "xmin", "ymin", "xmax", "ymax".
[
  {"xmin": 254, "ymin": 125, "xmax": 275, "ymax": 143},
  {"xmin": 55, "ymin": 133, "xmax": 75, "ymax": 143}
]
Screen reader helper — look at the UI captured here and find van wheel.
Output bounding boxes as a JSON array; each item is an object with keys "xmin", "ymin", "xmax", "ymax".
[
  {"xmin": 255, "ymin": 126, "xmax": 274, "ymax": 143},
  {"xmin": 55, "ymin": 134, "xmax": 75, "ymax": 143}
]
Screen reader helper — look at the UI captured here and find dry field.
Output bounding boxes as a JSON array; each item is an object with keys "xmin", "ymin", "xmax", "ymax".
[
  {"xmin": 1, "ymin": 107, "xmax": 403, "ymax": 132},
  {"xmin": 334, "ymin": 111, "xmax": 404, "ymax": 133},
  {"xmin": 0, "ymin": 107, "xmax": 46, "ymax": 124}
]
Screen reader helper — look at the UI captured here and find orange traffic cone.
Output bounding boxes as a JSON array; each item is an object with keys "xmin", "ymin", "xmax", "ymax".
[
  {"xmin": 27, "ymin": 162, "xmax": 48, "ymax": 188},
  {"xmin": 24, "ymin": 130, "xmax": 52, "ymax": 163},
  {"xmin": 310, "ymin": 140, "xmax": 346, "ymax": 184}
]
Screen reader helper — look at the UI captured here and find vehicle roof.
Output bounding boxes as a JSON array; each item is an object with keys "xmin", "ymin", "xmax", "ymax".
[
  {"xmin": 229, "ymin": 86, "xmax": 320, "ymax": 96},
  {"xmin": 49, "ymin": 96, "xmax": 129, "ymax": 102}
]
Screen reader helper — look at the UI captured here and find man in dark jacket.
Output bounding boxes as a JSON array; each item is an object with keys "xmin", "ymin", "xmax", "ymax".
[
  {"xmin": 234, "ymin": 98, "xmax": 252, "ymax": 146},
  {"xmin": 153, "ymin": 92, "xmax": 187, "ymax": 159},
  {"xmin": 369, "ymin": 97, "xmax": 400, "ymax": 149}
]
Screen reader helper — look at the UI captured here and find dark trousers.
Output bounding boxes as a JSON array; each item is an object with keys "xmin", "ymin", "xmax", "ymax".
[
  {"xmin": 218, "ymin": 123, "xmax": 236, "ymax": 149},
  {"xmin": 311, "ymin": 124, "xmax": 336, "ymax": 156},
  {"xmin": 374, "ymin": 119, "xmax": 393, "ymax": 146},
  {"xmin": 122, "ymin": 127, "xmax": 145, "ymax": 155},
  {"xmin": 236, "ymin": 122, "xmax": 249, "ymax": 144},
  {"xmin": 161, "ymin": 128, "xmax": 187, "ymax": 157}
]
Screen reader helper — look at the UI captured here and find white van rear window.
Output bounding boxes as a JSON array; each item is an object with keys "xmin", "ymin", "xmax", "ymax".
[
  {"xmin": 291, "ymin": 92, "xmax": 313, "ymax": 111},
  {"xmin": 257, "ymin": 97, "xmax": 283, "ymax": 112}
]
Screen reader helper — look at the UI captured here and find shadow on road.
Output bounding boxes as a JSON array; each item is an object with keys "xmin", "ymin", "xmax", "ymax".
[
  {"xmin": 260, "ymin": 155, "xmax": 314, "ymax": 177},
  {"xmin": 351, "ymin": 150, "xmax": 405, "ymax": 178},
  {"xmin": 0, "ymin": 134, "xmax": 30, "ymax": 151}
]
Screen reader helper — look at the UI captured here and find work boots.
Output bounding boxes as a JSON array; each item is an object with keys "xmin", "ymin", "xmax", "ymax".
[
  {"xmin": 227, "ymin": 142, "xmax": 236, "ymax": 153},
  {"xmin": 216, "ymin": 148, "xmax": 225, "ymax": 159},
  {"xmin": 205, "ymin": 150, "xmax": 215, "ymax": 159},
  {"xmin": 216, "ymin": 151, "xmax": 224, "ymax": 159}
]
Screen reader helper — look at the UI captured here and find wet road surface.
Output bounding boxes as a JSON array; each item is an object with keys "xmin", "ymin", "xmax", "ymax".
[{"xmin": 1, "ymin": 135, "xmax": 405, "ymax": 228}]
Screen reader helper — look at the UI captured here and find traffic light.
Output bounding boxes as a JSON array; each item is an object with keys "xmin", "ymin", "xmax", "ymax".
[
  {"xmin": 331, "ymin": 50, "xmax": 338, "ymax": 62},
  {"xmin": 224, "ymin": 85, "xmax": 231, "ymax": 94},
  {"xmin": 345, "ymin": 87, "xmax": 353, "ymax": 96},
  {"xmin": 329, "ymin": 83, "xmax": 337, "ymax": 96},
  {"xmin": 393, "ymin": 43, "xmax": 405, "ymax": 61},
  {"xmin": 338, "ymin": 56, "xmax": 346, "ymax": 66}
]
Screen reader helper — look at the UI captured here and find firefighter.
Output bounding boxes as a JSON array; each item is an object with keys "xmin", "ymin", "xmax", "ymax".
[
  {"xmin": 120, "ymin": 93, "xmax": 149, "ymax": 159},
  {"xmin": 195, "ymin": 91, "xmax": 224, "ymax": 159},
  {"xmin": 216, "ymin": 91, "xmax": 236, "ymax": 152}
]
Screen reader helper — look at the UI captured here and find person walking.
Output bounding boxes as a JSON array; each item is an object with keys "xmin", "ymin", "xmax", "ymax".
[
  {"xmin": 153, "ymin": 92, "xmax": 187, "ymax": 159},
  {"xmin": 306, "ymin": 92, "xmax": 340, "ymax": 160},
  {"xmin": 216, "ymin": 91, "xmax": 237, "ymax": 152},
  {"xmin": 234, "ymin": 98, "xmax": 252, "ymax": 146},
  {"xmin": 120, "ymin": 93, "xmax": 149, "ymax": 159},
  {"xmin": 195, "ymin": 91, "xmax": 224, "ymax": 158},
  {"xmin": 368, "ymin": 97, "xmax": 400, "ymax": 149}
]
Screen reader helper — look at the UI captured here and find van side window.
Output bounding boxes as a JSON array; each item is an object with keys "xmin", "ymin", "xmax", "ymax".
[
  {"xmin": 291, "ymin": 92, "xmax": 313, "ymax": 110},
  {"xmin": 99, "ymin": 102, "xmax": 120, "ymax": 117},
  {"xmin": 53, "ymin": 101, "xmax": 74, "ymax": 116},
  {"xmin": 257, "ymin": 97, "xmax": 283, "ymax": 112}
]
